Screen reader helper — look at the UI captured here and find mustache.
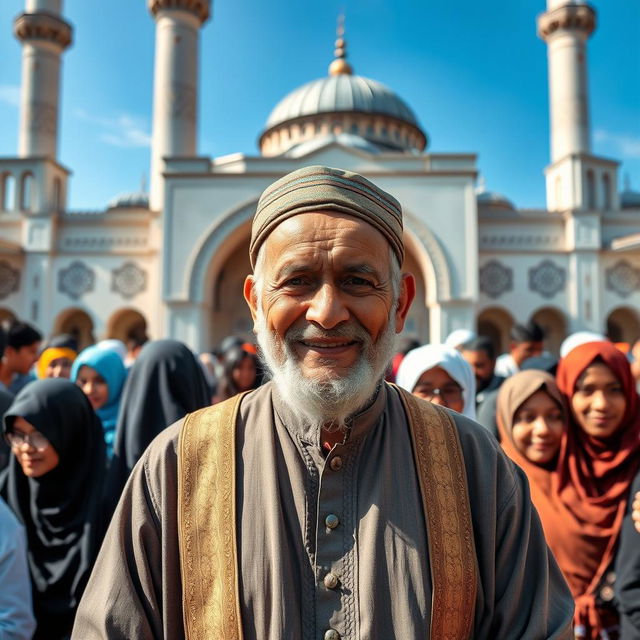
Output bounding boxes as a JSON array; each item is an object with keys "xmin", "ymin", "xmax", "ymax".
[{"xmin": 285, "ymin": 323, "xmax": 370, "ymax": 344}]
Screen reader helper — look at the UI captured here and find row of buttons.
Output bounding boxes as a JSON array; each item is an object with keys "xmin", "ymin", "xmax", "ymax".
[{"xmin": 323, "ymin": 455, "xmax": 343, "ymax": 640}]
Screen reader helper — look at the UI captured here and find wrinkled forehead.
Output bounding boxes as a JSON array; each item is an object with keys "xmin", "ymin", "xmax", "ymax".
[{"xmin": 259, "ymin": 210, "xmax": 393, "ymax": 274}]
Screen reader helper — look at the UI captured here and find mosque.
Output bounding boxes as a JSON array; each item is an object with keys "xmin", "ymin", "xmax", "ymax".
[{"xmin": 1, "ymin": 0, "xmax": 639, "ymax": 355}]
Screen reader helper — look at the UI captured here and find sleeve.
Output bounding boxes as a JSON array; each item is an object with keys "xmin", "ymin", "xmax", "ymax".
[
  {"xmin": 614, "ymin": 471, "xmax": 640, "ymax": 640},
  {"xmin": 0, "ymin": 512, "xmax": 37, "ymax": 640},
  {"xmin": 456, "ymin": 415, "xmax": 574, "ymax": 640},
  {"xmin": 71, "ymin": 423, "xmax": 184, "ymax": 640},
  {"xmin": 488, "ymin": 466, "xmax": 574, "ymax": 639}
]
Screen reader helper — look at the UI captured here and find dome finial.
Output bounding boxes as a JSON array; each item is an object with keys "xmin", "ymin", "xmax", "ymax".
[{"xmin": 329, "ymin": 12, "xmax": 353, "ymax": 76}]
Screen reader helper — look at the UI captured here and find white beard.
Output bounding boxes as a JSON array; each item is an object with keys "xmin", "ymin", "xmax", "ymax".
[{"xmin": 255, "ymin": 305, "xmax": 397, "ymax": 432}]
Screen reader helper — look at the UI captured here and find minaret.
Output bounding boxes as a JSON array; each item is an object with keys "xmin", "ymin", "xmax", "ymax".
[
  {"xmin": 538, "ymin": 1, "xmax": 617, "ymax": 213},
  {"xmin": 538, "ymin": 0, "xmax": 595, "ymax": 163},
  {"xmin": 14, "ymin": 0, "xmax": 72, "ymax": 159},
  {"xmin": 148, "ymin": 0, "xmax": 210, "ymax": 211}
]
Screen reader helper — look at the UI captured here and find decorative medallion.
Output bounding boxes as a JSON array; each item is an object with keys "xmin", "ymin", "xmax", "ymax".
[
  {"xmin": 605, "ymin": 260, "xmax": 640, "ymax": 298},
  {"xmin": 111, "ymin": 262, "xmax": 147, "ymax": 299},
  {"xmin": 479, "ymin": 260, "xmax": 513, "ymax": 299},
  {"xmin": 528, "ymin": 260, "xmax": 566, "ymax": 299},
  {"xmin": 58, "ymin": 261, "xmax": 95, "ymax": 300},
  {"xmin": 0, "ymin": 261, "xmax": 20, "ymax": 299}
]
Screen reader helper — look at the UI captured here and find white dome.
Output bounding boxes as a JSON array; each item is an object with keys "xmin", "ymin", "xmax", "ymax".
[
  {"xmin": 265, "ymin": 74, "xmax": 421, "ymax": 130},
  {"xmin": 477, "ymin": 190, "xmax": 515, "ymax": 211}
]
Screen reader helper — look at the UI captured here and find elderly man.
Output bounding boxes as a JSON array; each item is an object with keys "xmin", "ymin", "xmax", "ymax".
[{"xmin": 72, "ymin": 166, "xmax": 573, "ymax": 639}]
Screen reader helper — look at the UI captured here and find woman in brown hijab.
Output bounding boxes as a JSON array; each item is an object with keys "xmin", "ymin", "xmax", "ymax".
[
  {"xmin": 551, "ymin": 341, "xmax": 640, "ymax": 639},
  {"xmin": 496, "ymin": 370, "xmax": 567, "ymax": 527}
]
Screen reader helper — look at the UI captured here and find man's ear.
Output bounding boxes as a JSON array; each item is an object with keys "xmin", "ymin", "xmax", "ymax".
[
  {"xmin": 244, "ymin": 275, "xmax": 258, "ymax": 325},
  {"xmin": 394, "ymin": 273, "xmax": 416, "ymax": 333}
]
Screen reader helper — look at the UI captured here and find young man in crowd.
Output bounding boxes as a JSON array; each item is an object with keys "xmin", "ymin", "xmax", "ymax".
[
  {"xmin": 0, "ymin": 320, "xmax": 42, "ymax": 394},
  {"xmin": 461, "ymin": 336, "xmax": 504, "ymax": 406},
  {"xmin": 494, "ymin": 320, "xmax": 544, "ymax": 378}
]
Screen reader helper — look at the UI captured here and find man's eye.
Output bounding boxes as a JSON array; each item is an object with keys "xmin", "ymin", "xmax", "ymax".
[{"xmin": 344, "ymin": 276, "xmax": 373, "ymax": 287}]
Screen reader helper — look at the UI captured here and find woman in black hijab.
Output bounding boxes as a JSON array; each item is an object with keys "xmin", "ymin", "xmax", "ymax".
[
  {"xmin": 0, "ymin": 379, "xmax": 106, "ymax": 640},
  {"xmin": 105, "ymin": 339, "xmax": 210, "ymax": 513}
]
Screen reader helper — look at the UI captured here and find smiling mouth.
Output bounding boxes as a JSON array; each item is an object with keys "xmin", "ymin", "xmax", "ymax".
[{"xmin": 300, "ymin": 340, "xmax": 358, "ymax": 348}]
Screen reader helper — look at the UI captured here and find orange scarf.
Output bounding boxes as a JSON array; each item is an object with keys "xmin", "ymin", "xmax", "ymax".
[{"xmin": 551, "ymin": 342, "xmax": 640, "ymax": 639}]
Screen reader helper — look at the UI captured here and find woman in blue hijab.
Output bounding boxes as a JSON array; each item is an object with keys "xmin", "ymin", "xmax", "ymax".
[{"xmin": 71, "ymin": 344, "xmax": 127, "ymax": 458}]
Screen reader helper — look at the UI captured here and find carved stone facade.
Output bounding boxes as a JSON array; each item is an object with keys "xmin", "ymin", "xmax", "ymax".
[
  {"xmin": 605, "ymin": 260, "xmax": 640, "ymax": 298},
  {"xmin": 0, "ymin": 261, "xmax": 20, "ymax": 300},
  {"xmin": 58, "ymin": 261, "xmax": 95, "ymax": 300},
  {"xmin": 479, "ymin": 260, "xmax": 513, "ymax": 299},
  {"xmin": 111, "ymin": 262, "xmax": 147, "ymax": 299},
  {"xmin": 529, "ymin": 260, "xmax": 566, "ymax": 299}
]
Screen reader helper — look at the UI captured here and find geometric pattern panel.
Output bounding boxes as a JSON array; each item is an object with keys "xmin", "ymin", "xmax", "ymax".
[
  {"xmin": 605, "ymin": 260, "xmax": 640, "ymax": 298},
  {"xmin": 58, "ymin": 261, "xmax": 95, "ymax": 300},
  {"xmin": 528, "ymin": 260, "xmax": 566, "ymax": 299},
  {"xmin": 479, "ymin": 260, "xmax": 513, "ymax": 299},
  {"xmin": 111, "ymin": 262, "xmax": 147, "ymax": 299},
  {"xmin": 0, "ymin": 261, "xmax": 20, "ymax": 299}
]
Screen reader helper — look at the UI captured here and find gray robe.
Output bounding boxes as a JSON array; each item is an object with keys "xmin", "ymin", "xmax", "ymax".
[{"xmin": 72, "ymin": 382, "xmax": 574, "ymax": 639}]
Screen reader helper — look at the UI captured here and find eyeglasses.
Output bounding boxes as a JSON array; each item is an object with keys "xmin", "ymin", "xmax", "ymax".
[
  {"xmin": 5, "ymin": 430, "xmax": 51, "ymax": 452},
  {"xmin": 413, "ymin": 384, "xmax": 463, "ymax": 404}
]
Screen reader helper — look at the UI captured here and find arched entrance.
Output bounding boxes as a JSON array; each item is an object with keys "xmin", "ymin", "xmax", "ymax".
[
  {"xmin": 530, "ymin": 307, "xmax": 567, "ymax": 356},
  {"xmin": 209, "ymin": 232, "xmax": 253, "ymax": 348},
  {"xmin": 606, "ymin": 307, "xmax": 640, "ymax": 345},
  {"xmin": 53, "ymin": 308, "xmax": 95, "ymax": 351},
  {"xmin": 399, "ymin": 245, "xmax": 428, "ymax": 342},
  {"xmin": 477, "ymin": 307, "xmax": 514, "ymax": 356},
  {"xmin": 106, "ymin": 308, "xmax": 149, "ymax": 343},
  {"xmin": 189, "ymin": 202, "xmax": 443, "ymax": 350}
]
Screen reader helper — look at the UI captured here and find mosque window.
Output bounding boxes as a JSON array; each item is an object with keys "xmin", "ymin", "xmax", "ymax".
[
  {"xmin": 350, "ymin": 123, "xmax": 359, "ymax": 134},
  {"xmin": 602, "ymin": 173, "xmax": 612, "ymax": 210},
  {"xmin": 2, "ymin": 173, "xmax": 15, "ymax": 212},
  {"xmin": 20, "ymin": 172, "xmax": 34, "ymax": 211},
  {"xmin": 53, "ymin": 177, "xmax": 62, "ymax": 211},
  {"xmin": 586, "ymin": 169, "xmax": 596, "ymax": 209},
  {"xmin": 366, "ymin": 124, "xmax": 374, "ymax": 136}
]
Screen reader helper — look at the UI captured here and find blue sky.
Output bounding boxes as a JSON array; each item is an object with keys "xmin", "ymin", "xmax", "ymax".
[{"xmin": 0, "ymin": 0, "xmax": 638, "ymax": 210}]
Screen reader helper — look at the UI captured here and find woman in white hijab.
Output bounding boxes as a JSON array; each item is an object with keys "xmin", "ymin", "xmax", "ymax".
[{"xmin": 396, "ymin": 344, "xmax": 477, "ymax": 419}]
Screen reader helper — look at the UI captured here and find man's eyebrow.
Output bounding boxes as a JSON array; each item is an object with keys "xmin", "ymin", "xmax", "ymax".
[
  {"xmin": 343, "ymin": 263, "xmax": 381, "ymax": 277},
  {"xmin": 273, "ymin": 262, "xmax": 314, "ymax": 280}
]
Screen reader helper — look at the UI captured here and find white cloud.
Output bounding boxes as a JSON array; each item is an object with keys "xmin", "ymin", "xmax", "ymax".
[
  {"xmin": 0, "ymin": 85, "xmax": 20, "ymax": 107},
  {"xmin": 74, "ymin": 108, "xmax": 151, "ymax": 148},
  {"xmin": 594, "ymin": 129, "xmax": 640, "ymax": 159}
]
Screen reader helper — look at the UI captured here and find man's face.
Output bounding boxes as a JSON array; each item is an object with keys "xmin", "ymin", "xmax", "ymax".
[
  {"xmin": 245, "ymin": 211, "xmax": 415, "ymax": 384},
  {"xmin": 461, "ymin": 349, "xmax": 495, "ymax": 390},
  {"xmin": 511, "ymin": 340, "xmax": 543, "ymax": 368},
  {"xmin": 5, "ymin": 342, "xmax": 40, "ymax": 375}
]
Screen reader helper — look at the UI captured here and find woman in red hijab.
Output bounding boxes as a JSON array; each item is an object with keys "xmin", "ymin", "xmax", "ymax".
[{"xmin": 549, "ymin": 341, "xmax": 640, "ymax": 639}]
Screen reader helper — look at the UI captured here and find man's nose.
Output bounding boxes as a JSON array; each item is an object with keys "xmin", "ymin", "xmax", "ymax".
[{"xmin": 305, "ymin": 283, "xmax": 349, "ymax": 329}]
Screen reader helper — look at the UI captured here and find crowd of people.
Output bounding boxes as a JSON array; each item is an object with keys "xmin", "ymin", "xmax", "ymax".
[
  {"xmin": 391, "ymin": 321, "xmax": 640, "ymax": 640},
  {"xmin": 0, "ymin": 321, "xmax": 262, "ymax": 639},
  {"xmin": 1, "ymin": 315, "xmax": 640, "ymax": 638},
  {"xmin": 0, "ymin": 164, "xmax": 640, "ymax": 640}
]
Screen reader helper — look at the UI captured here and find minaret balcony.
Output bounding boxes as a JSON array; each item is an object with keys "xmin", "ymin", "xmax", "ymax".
[{"xmin": 13, "ymin": 12, "xmax": 72, "ymax": 49}]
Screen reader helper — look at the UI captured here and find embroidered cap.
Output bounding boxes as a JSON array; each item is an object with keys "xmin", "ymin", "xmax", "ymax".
[{"xmin": 249, "ymin": 165, "xmax": 404, "ymax": 268}]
